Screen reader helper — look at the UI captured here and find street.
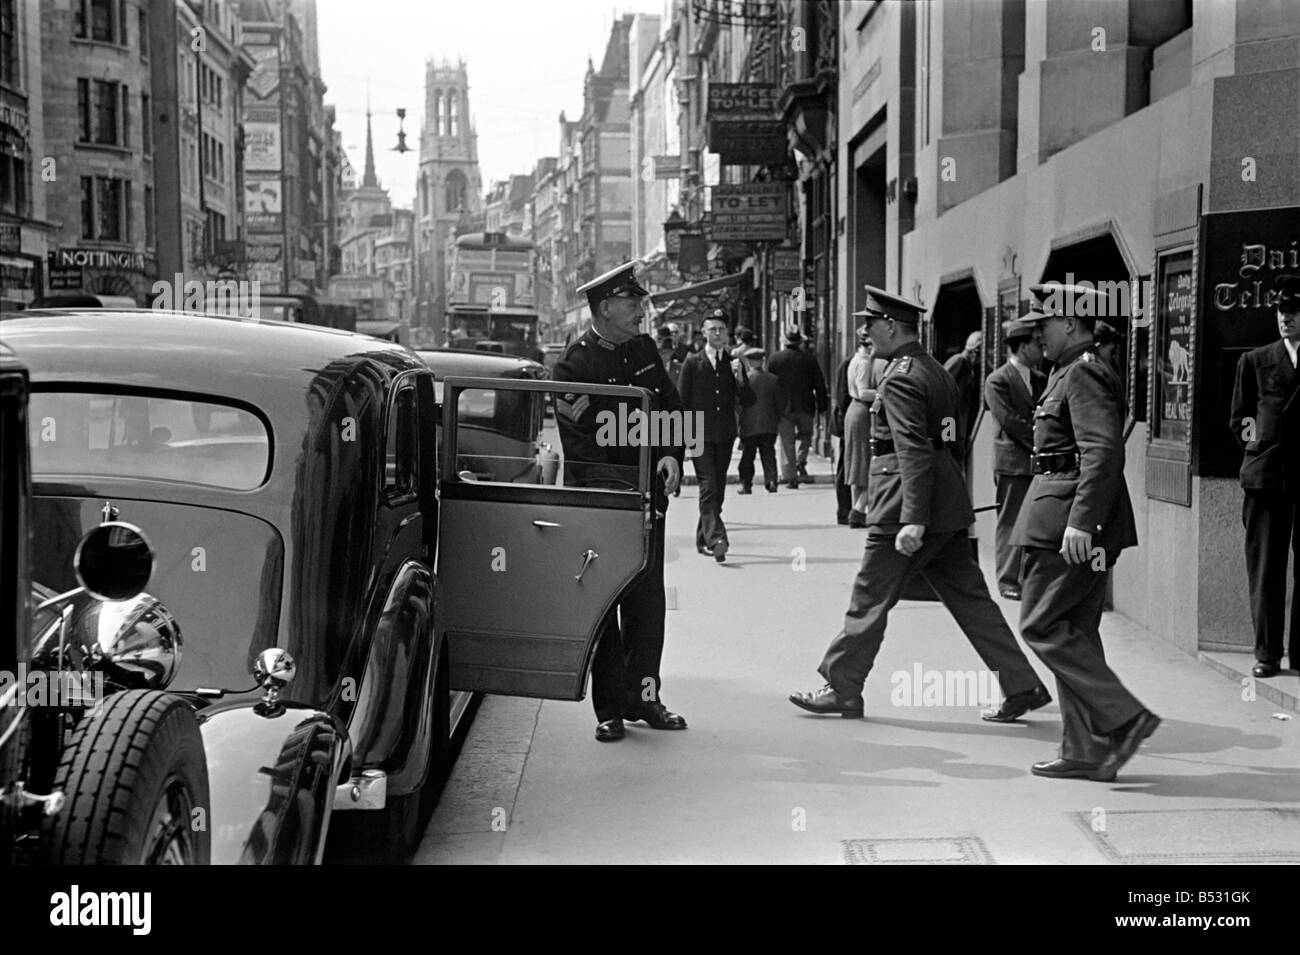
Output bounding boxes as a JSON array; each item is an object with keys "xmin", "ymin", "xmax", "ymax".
[{"xmin": 418, "ymin": 456, "xmax": 1300, "ymax": 865}]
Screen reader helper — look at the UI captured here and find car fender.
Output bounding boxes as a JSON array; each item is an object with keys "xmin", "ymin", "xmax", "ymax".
[
  {"xmin": 343, "ymin": 559, "xmax": 438, "ymax": 798},
  {"xmin": 198, "ymin": 701, "xmax": 349, "ymax": 865}
]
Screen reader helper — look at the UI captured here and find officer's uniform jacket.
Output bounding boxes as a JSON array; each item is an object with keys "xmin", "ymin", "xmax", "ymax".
[
  {"xmin": 1229, "ymin": 339, "xmax": 1300, "ymax": 491},
  {"xmin": 1011, "ymin": 342, "xmax": 1138, "ymax": 554},
  {"xmin": 984, "ymin": 360, "xmax": 1045, "ymax": 476},
  {"xmin": 866, "ymin": 340, "xmax": 973, "ymax": 533},
  {"xmin": 551, "ymin": 328, "xmax": 687, "ymax": 513}
]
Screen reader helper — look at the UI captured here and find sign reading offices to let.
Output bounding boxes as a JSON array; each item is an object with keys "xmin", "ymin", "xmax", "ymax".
[
  {"xmin": 706, "ymin": 83, "xmax": 786, "ymax": 166},
  {"xmin": 710, "ymin": 183, "xmax": 787, "ymax": 241}
]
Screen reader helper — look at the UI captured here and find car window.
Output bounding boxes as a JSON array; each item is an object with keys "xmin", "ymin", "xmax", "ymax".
[
  {"xmin": 384, "ymin": 382, "xmax": 418, "ymax": 498},
  {"xmin": 29, "ymin": 392, "xmax": 270, "ymax": 490}
]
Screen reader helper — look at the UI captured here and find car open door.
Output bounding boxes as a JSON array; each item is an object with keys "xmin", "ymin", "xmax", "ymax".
[{"xmin": 435, "ymin": 377, "xmax": 653, "ymax": 700}]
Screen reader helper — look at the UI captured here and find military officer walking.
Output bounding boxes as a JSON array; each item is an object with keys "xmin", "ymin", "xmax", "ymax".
[
  {"xmin": 1229, "ymin": 274, "xmax": 1300, "ymax": 679},
  {"xmin": 789, "ymin": 287, "xmax": 1050, "ymax": 722},
  {"xmin": 551, "ymin": 262, "xmax": 689, "ymax": 742},
  {"xmin": 1012, "ymin": 284, "xmax": 1159, "ymax": 781}
]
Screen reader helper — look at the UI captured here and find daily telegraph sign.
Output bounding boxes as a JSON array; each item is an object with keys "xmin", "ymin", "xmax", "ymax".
[
  {"xmin": 706, "ymin": 83, "xmax": 786, "ymax": 166},
  {"xmin": 710, "ymin": 184, "xmax": 788, "ymax": 242}
]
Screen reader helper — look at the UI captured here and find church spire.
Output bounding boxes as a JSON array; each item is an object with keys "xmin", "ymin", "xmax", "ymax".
[{"xmin": 362, "ymin": 106, "xmax": 379, "ymax": 188}]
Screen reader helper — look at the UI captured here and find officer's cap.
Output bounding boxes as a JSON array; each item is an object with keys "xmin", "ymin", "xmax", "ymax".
[
  {"xmin": 578, "ymin": 261, "xmax": 649, "ymax": 310},
  {"xmin": 1003, "ymin": 315, "xmax": 1042, "ymax": 341},
  {"xmin": 1276, "ymin": 274, "xmax": 1300, "ymax": 309},
  {"xmin": 852, "ymin": 285, "xmax": 926, "ymax": 325},
  {"xmin": 1028, "ymin": 282, "xmax": 1113, "ymax": 324}
]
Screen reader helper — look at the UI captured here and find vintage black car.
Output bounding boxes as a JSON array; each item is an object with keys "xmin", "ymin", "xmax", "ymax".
[{"xmin": 2, "ymin": 311, "xmax": 660, "ymax": 863}]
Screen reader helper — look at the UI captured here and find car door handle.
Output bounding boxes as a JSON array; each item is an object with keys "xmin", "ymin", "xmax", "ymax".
[
  {"xmin": 574, "ymin": 549, "xmax": 599, "ymax": 582},
  {"xmin": 533, "ymin": 520, "xmax": 561, "ymax": 528}
]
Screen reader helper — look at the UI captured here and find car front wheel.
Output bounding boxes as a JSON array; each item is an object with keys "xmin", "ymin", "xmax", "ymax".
[{"xmin": 38, "ymin": 690, "xmax": 210, "ymax": 865}]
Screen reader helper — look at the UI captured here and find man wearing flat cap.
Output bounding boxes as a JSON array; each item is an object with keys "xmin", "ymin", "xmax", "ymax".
[
  {"xmin": 1229, "ymin": 273, "xmax": 1300, "ymax": 679},
  {"xmin": 551, "ymin": 261, "xmax": 690, "ymax": 742},
  {"xmin": 983, "ymin": 315, "xmax": 1047, "ymax": 599},
  {"xmin": 790, "ymin": 285, "xmax": 1049, "ymax": 724},
  {"xmin": 1010, "ymin": 283, "xmax": 1159, "ymax": 781}
]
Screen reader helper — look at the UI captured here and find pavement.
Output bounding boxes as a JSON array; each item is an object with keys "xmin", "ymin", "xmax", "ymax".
[{"xmin": 416, "ymin": 451, "xmax": 1300, "ymax": 865}]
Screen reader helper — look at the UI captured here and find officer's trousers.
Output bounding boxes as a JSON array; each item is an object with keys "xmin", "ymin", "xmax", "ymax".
[
  {"xmin": 1019, "ymin": 548, "xmax": 1145, "ymax": 763},
  {"xmin": 817, "ymin": 528, "xmax": 1040, "ymax": 697},
  {"xmin": 591, "ymin": 516, "xmax": 667, "ymax": 721},
  {"xmin": 994, "ymin": 473, "xmax": 1031, "ymax": 591}
]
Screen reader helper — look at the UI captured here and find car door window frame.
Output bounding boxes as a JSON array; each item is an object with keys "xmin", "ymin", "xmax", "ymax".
[{"xmin": 382, "ymin": 368, "xmax": 425, "ymax": 507}]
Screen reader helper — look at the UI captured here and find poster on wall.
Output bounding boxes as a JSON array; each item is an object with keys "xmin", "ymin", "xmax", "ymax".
[
  {"xmin": 244, "ymin": 177, "xmax": 283, "ymax": 232},
  {"xmin": 1154, "ymin": 251, "xmax": 1194, "ymax": 443},
  {"xmin": 244, "ymin": 122, "xmax": 281, "ymax": 172}
]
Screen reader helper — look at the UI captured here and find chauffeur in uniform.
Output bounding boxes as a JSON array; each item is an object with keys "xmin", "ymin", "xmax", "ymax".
[
  {"xmin": 1012, "ymin": 284, "xmax": 1159, "ymax": 781},
  {"xmin": 551, "ymin": 262, "xmax": 689, "ymax": 742},
  {"xmin": 789, "ymin": 286, "xmax": 1050, "ymax": 722},
  {"xmin": 1230, "ymin": 273, "xmax": 1300, "ymax": 679}
]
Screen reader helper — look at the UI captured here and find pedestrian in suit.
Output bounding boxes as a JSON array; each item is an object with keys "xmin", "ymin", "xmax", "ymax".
[
  {"xmin": 1011, "ymin": 283, "xmax": 1159, "ymax": 781},
  {"xmin": 944, "ymin": 331, "xmax": 984, "ymax": 445},
  {"xmin": 832, "ymin": 352, "xmax": 853, "ymax": 524},
  {"xmin": 677, "ymin": 310, "xmax": 755, "ymax": 562},
  {"xmin": 983, "ymin": 316, "xmax": 1047, "ymax": 599},
  {"xmin": 552, "ymin": 262, "xmax": 689, "ymax": 742},
  {"xmin": 768, "ymin": 329, "xmax": 828, "ymax": 487},
  {"xmin": 789, "ymin": 286, "xmax": 1050, "ymax": 722},
  {"xmin": 737, "ymin": 347, "xmax": 780, "ymax": 494},
  {"xmin": 1229, "ymin": 273, "xmax": 1300, "ymax": 679}
]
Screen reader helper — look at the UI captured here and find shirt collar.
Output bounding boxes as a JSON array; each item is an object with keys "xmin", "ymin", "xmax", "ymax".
[
  {"xmin": 1283, "ymin": 338, "xmax": 1299, "ymax": 368},
  {"xmin": 705, "ymin": 344, "xmax": 720, "ymax": 362}
]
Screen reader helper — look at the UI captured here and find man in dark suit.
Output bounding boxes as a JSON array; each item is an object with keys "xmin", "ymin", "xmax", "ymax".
[
  {"xmin": 678, "ymin": 309, "xmax": 755, "ymax": 562},
  {"xmin": 832, "ymin": 351, "xmax": 854, "ymax": 523},
  {"xmin": 737, "ymin": 347, "xmax": 781, "ymax": 495},
  {"xmin": 1229, "ymin": 273, "xmax": 1300, "ymax": 679},
  {"xmin": 983, "ymin": 316, "xmax": 1047, "ymax": 599},
  {"xmin": 789, "ymin": 286, "xmax": 1049, "ymax": 722},
  {"xmin": 944, "ymin": 331, "xmax": 984, "ymax": 445},
  {"xmin": 552, "ymin": 262, "xmax": 689, "ymax": 742},
  {"xmin": 1012, "ymin": 283, "xmax": 1159, "ymax": 781},
  {"xmin": 768, "ymin": 329, "xmax": 828, "ymax": 487}
]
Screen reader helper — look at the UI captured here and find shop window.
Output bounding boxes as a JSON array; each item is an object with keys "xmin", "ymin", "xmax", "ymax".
[{"xmin": 0, "ymin": 154, "xmax": 28, "ymax": 217}]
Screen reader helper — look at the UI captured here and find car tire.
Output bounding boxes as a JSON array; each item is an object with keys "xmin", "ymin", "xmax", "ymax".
[{"xmin": 38, "ymin": 690, "xmax": 210, "ymax": 865}]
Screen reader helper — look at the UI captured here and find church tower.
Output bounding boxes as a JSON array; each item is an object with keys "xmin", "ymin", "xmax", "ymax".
[{"xmin": 414, "ymin": 58, "xmax": 483, "ymax": 340}]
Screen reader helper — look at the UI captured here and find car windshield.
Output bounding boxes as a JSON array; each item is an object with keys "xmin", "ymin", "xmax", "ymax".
[{"xmin": 29, "ymin": 392, "xmax": 271, "ymax": 490}]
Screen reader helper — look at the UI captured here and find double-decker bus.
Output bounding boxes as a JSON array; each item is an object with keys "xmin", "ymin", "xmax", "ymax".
[{"xmin": 447, "ymin": 232, "xmax": 541, "ymax": 361}]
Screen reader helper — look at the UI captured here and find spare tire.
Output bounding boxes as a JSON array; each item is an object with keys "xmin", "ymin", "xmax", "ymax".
[{"xmin": 39, "ymin": 690, "xmax": 210, "ymax": 864}]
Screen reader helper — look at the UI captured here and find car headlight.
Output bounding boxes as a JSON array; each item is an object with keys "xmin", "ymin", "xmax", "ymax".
[{"xmin": 76, "ymin": 594, "xmax": 183, "ymax": 691}]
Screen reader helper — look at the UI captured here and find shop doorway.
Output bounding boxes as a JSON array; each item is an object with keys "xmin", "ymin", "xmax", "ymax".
[{"xmin": 930, "ymin": 277, "xmax": 984, "ymax": 364}]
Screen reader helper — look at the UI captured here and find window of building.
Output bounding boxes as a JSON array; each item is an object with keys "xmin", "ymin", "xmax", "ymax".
[
  {"xmin": 141, "ymin": 92, "xmax": 151, "ymax": 154},
  {"xmin": 1, "ymin": 0, "xmax": 18, "ymax": 87},
  {"xmin": 0, "ymin": 155, "xmax": 29, "ymax": 217},
  {"xmin": 449, "ymin": 95, "xmax": 459, "ymax": 137},
  {"xmin": 217, "ymin": 140, "xmax": 224, "ymax": 180},
  {"xmin": 144, "ymin": 184, "xmax": 154, "ymax": 247},
  {"xmin": 919, "ymin": 0, "xmax": 932, "ymax": 148},
  {"xmin": 75, "ymin": 0, "xmax": 125, "ymax": 44},
  {"xmin": 80, "ymin": 175, "xmax": 129, "ymax": 241},
  {"xmin": 433, "ymin": 90, "xmax": 443, "ymax": 137},
  {"xmin": 77, "ymin": 79, "xmax": 127, "ymax": 147},
  {"xmin": 138, "ymin": 7, "xmax": 148, "ymax": 59}
]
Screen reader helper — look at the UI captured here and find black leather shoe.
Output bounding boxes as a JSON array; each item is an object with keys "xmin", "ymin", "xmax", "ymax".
[
  {"xmin": 786, "ymin": 479, "xmax": 800, "ymax": 489},
  {"xmin": 1253, "ymin": 661, "xmax": 1281, "ymax": 678},
  {"xmin": 837, "ymin": 514, "xmax": 849, "ymax": 525},
  {"xmin": 1095, "ymin": 709, "xmax": 1161, "ymax": 781},
  {"xmin": 766, "ymin": 482, "xmax": 778, "ymax": 493},
  {"xmin": 999, "ymin": 587, "xmax": 1022, "ymax": 600},
  {"xmin": 595, "ymin": 718, "xmax": 625, "ymax": 742},
  {"xmin": 623, "ymin": 702, "xmax": 687, "ymax": 730},
  {"xmin": 738, "ymin": 485, "xmax": 753, "ymax": 495},
  {"xmin": 848, "ymin": 509, "xmax": 867, "ymax": 528},
  {"xmin": 798, "ymin": 464, "xmax": 810, "ymax": 480},
  {"xmin": 1031, "ymin": 757, "xmax": 1101, "ymax": 779},
  {"xmin": 981, "ymin": 684, "xmax": 1052, "ymax": 723},
  {"xmin": 712, "ymin": 540, "xmax": 728, "ymax": 563},
  {"xmin": 788, "ymin": 685, "xmax": 864, "ymax": 718}
]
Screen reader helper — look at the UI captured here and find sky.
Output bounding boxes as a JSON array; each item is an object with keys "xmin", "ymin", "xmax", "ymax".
[{"xmin": 316, "ymin": 0, "xmax": 669, "ymax": 210}]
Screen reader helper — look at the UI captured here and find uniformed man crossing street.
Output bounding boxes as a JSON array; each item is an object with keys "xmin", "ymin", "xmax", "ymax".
[
  {"xmin": 789, "ymin": 287, "xmax": 1050, "ymax": 722},
  {"xmin": 1012, "ymin": 283, "xmax": 1160, "ymax": 781},
  {"xmin": 552, "ymin": 262, "xmax": 689, "ymax": 742}
]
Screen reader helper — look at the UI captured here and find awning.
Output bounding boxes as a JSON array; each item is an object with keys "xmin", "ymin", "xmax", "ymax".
[{"xmin": 648, "ymin": 272, "xmax": 742, "ymax": 305}]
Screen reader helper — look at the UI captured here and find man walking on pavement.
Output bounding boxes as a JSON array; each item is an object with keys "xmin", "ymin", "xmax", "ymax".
[
  {"xmin": 738, "ymin": 346, "xmax": 781, "ymax": 495},
  {"xmin": 678, "ymin": 309, "xmax": 755, "ymax": 562},
  {"xmin": 1011, "ymin": 283, "xmax": 1159, "ymax": 781},
  {"xmin": 769, "ymin": 328, "xmax": 828, "ymax": 488},
  {"xmin": 984, "ymin": 316, "xmax": 1047, "ymax": 599},
  {"xmin": 832, "ymin": 348, "xmax": 854, "ymax": 523},
  {"xmin": 945, "ymin": 331, "xmax": 984, "ymax": 444},
  {"xmin": 1229, "ymin": 273, "xmax": 1300, "ymax": 679},
  {"xmin": 789, "ymin": 286, "xmax": 1050, "ymax": 723},
  {"xmin": 552, "ymin": 262, "xmax": 689, "ymax": 742}
]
